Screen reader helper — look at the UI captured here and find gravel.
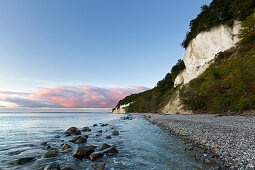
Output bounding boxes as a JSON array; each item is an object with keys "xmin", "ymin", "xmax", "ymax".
[{"xmin": 146, "ymin": 114, "xmax": 255, "ymax": 169}]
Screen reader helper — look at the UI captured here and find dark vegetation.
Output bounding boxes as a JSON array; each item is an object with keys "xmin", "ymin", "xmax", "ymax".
[
  {"xmin": 180, "ymin": 13, "xmax": 255, "ymax": 113},
  {"xmin": 182, "ymin": 0, "xmax": 255, "ymax": 48},
  {"xmin": 114, "ymin": 60, "xmax": 185, "ymax": 113}
]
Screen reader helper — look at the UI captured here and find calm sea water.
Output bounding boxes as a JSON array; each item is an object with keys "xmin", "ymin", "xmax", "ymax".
[{"xmin": 0, "ymin": 112, "xmax": 212, "ymax": 170}]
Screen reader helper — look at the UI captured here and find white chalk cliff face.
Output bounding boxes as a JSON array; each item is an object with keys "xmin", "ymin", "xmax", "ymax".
[
  {"xmin": 174, "ymin": 22, "xmax": 241, "ymax": 87},
  {"xmin": 112, "ymin": 103, "xmax": 131, "ymax": 114}
]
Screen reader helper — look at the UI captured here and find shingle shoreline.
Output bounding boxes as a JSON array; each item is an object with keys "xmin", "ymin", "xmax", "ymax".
[{"xmin": 145, "ymin": 114, "xmax": 255, "ymax": 169}]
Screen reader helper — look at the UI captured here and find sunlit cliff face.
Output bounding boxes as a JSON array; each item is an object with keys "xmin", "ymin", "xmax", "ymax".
[{"xmin": 0, "ymin": 86, "xmax": 149, "ymax": 108}]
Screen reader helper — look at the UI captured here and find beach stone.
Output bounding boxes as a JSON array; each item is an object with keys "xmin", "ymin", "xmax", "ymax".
[
  {"xmin": 99, "ymin": 143, "xmax": 111, "ymax": 151},
  {"xmin": 46, "ymin": 145, "xmax": 52, "ymax": 150},
  {"xmin": 40, "ymin": 142, "xmax": 48, "ymax": 145},
  {"xmin": 103, "ymin": 147, "xmax": 118, "ymax": 154},
  {"xmin": 74, "ymin": 137, "xmax": 87, "ymax": 144},
  {"xmin": 74, "ymin": 130, "xmax": 81, "ymax": 135},
  {"xmin": 90, "ymin": 151, "xmax": 104, "ymax": 161},
  {"xmin": 82, "ymin": 127, "xmax": 91, "ymax": 132},
  {"xmin": 105, "ymin": 136, "xmax": 111, "ymax": 139},
  {"xmin": 42, "ymin": 149, "xmax": 59, "ymax": 158},
  {"xmin": 65, "ymin": 127, "xmax": 79, "ymax": 134},
  {"xmin": 69, "ymin": 136, "xmax": 80, "ymax": 143},
  {"xmin": 62, "ymin": 167, "xmax": 75, "ymax": 170},
  {"xmin": 63, "ymin": 143, "xmax": 71, "ymax": 150},
  {"xmin": 62, "ymin": 148, "xmax": 72, "ymax": 153},
  {"xmin": 89, "ymin": 162, "xmax": 106, "ymax": 170},
  {"xmin": 44, "ymin": 163, "xmax": 60, "ymax": 170},
  {"xmin": 73, "ymin": 146, "xmax": 94, "ymax": 159},
  {"xmin": 13, "ymin": 157, "xmax": 35, "ymax": 165},
  {"xmin": 112, "ymin": 130, "xmax": 119, "ymax": 136}
]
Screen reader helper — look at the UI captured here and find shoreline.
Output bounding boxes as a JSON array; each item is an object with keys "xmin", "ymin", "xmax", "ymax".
[{"xmin": 143, "ymin": 113, "xmax": 255, "ymax": 169}]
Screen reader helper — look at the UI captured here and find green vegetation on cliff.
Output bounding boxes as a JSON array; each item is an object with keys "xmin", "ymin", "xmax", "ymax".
[
  {"xmin": 180, "ymin": 13, "xmax": 255, "ymax": 113},
  {"xmin": 114, "ymin": 60, "xmax": 185, "ymax": 113},
  {"xmin": 114, "ymin": 0, "xmax": 255, "ymax": 114},
  {"xmin": 182, "ymin": 0, "xmax": 255, "ymax": 48}
]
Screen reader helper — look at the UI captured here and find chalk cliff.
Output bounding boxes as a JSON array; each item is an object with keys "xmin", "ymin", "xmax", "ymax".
[
  {"xmin": 113, "ymin": 22, "xmax": 241, "ymax": 114},
  {"xmin": 174, "ymin": 22, "xmax": 241, "ymax": 87}
]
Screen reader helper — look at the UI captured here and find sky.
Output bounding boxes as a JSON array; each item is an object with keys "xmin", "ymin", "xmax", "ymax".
[{"xmin": 0, "ymin": 0, "xmax": 211, "ymax": 109}]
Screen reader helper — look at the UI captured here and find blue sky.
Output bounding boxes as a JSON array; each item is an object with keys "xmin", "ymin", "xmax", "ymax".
[{"xmin": 0, "ymin": 0, "xmax": 211, "ymax": 108}]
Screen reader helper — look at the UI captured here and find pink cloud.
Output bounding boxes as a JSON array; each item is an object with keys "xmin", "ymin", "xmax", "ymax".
[{"xmin": 0, "ymin": 85, "xmax": 149, "ymax": 108}]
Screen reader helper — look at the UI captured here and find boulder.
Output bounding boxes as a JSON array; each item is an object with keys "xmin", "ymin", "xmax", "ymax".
[
  {"xmin": 62, "ymin": 167, "xmax": 75, "ymax": 170},
  {"xmin": 88, "ymin": 162, "xmax": 106, "ymax": 170},
  {"xmin": 73, "ymin": 146, "xmax": 94, "ymax": 159},
  {"xmin": 65, "ymin": 127, "xmax": 80, "ymax": 134},
  {"xmin": 63, "ymin": 143, "xmax": 71, "ymax": 150},
  {"xmin": 42, "ymin": 149, "xmax": 59, "ymax": 158},
  {"xmin": 74, "ymin": 130, "xmax": 81, "ymax": 135},
  {"xmin": 103, "ymin": 147, "xmax": 118, "ymax": 154},
  {"xmin": 82, "ymin": 127, "xmax": 91, "ymax": 132},
  {"xmin": 62, "ymin": 148, "xmax": 72, "ymax": 153},
  {"xmin": 99, "ymin": 143, "xmax": 111, "ymax": 151},
  {"xmin": 40, "ymin": 142, "xmax": 48, "ymax": 145},
  {"xmin": 13, "ymin": 157, "xmax": 35, "ymax": 165},
  {"xmin": 69, "ymin": 136, "xmax": 80, "ymax": 143},
  {"xmin": 44, "ymin": 163, "xmax": 60, "ymax": 170},
  {"xmin": 74, "ymin": 137, "xmax": 87, "ymax": 144},
  {"xmin": 90, "ymin": 151, "xmax": 104, "ymax": 161},
  {"xmin": 112, "ymin": 130, "xmax": 119, "ymax": 136}
]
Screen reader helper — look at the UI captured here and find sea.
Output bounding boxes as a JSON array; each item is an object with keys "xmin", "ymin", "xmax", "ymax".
[{"xmin": 0, "ymin": 111, "xmax": 213, "ymax": 170}]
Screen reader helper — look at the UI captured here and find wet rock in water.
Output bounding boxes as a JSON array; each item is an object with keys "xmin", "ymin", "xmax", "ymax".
[
  {"xmin": 62, "ymin": 148, "xmax": 72, "ymax": 153},
  {"xmin": 103, "ymin": 147, "xmax": 118, "ymax": 154},
  {"xmin": 62, "ymin": 167, "xmax": 75, "ymax": 170},
  {"xmin": 90, "ymin": 151, "xmax": 104, "ymax": 161},
  {"xmin": 93, "ymin": 124, "xmax": 97, "ymax": 127},
  {"xmin": 74, "ymin": 136, "xmax": 87, "ymax": 144},
  {"xmin": 13, "ymin": 157, "xmax": 35, "ymax": 165},
  {"xmin": 69, "ymin": 136, "xmax": 80, "ymax": 143},
  {"xmin": 105, "ymin": 136, "xmax": 111, "ymax": 139},
  {"xmin": 41, "ymin": 142, "xmax": 48, "ymax": 145},
  {"xmin": 84, "ymin": 134, "xmax": 89, "ymax": 138},
  {"xmin": 112, "ymin": 130, "xmax": 119, "ymax": 136},
  {"xmin": 88, "ymin": 162, "xmax": 106, "ymax": 170},
  {"xmin": 82, "ymin": 127, "xmax": 92, "ymax": 132},
  {"xmin": 63, "ymin": 143, "xmax": 71, "ymax": 150},
  {"xmin": 65, "ymin": 127, "xmax": 80, "ymax": 135},
  {"xmin": 122, "ymin": 116, "xmax": 133, "ymax": 120},
  {"xmin": 46, "ymin": 145, "xmax": 52, "ymax": 150},
  {"xmin": 97, "ymin": 130, "xmax": 103, "ymax": 133},
  {"xmin": 99, "ymin": 143, "xmax": 111, "ymax": 151},
  {"xmin": 42, "ymin": 149, "xmax": 59, "ymax": 158},
  {"xmin": 74, "ymin": 130, "xmax": 81, "ymax": 135},
  {"xmin": 73, "ymin": 146, "xmax": 95, "ymax": 159},
  {"xmin": 44, "ymin": 163, "xmax": 60, "ymax": 170}
]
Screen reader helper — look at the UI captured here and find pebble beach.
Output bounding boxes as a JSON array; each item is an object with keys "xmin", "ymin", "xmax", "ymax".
[{"xmin": 146, "ymin": 114, "xmax": 255, "ymax": 169}]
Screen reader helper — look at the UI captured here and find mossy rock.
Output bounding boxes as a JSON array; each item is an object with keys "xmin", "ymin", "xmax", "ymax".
[
  {"xmin": 42, "ymin": 149, "xmax": 59, "ymax": 158},
  {"xmin": 13, "ymin": 157, "xmax": 35, "ymax": 165}
]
